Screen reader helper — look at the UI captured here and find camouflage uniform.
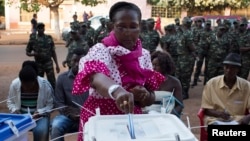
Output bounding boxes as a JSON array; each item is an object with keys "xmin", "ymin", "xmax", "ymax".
[
  {"xmin": 160, "ymin": 24, "xmax": 178, "ymax": 65},
  {"xmin": 238, "ymin": 21, "xmax": 250, "ymax": 79},
  {"xmin": 174, "ymin": 18, "xmax": 183, "ymax": 34},
  {"xmin": 224, "ymin": 19, "xmax": 239, "ymax": 53},
  {"xmin": 139, "ymin": 20, "xmax": 150, "ymax": 51},
  {"xmin": 147, "ymin": 18, "xmax": 160, "ymax": 54},
  {"xmin": 26, "ymin": 32, "xmax": 57, "ymax": 89},
  {"xmin": 66, "ymin": 37, "xmax": 89, "ymax": 68},
  {"xmin": 94, "ymin": 18, "xmax": 109, "ymax": 43},
  {"xmin": 86, "ymin": 21, "xmax": 95, "ymax": 47},
  {"xmin": 205, "ymin": 26, "xmax": 231, "ymax": 84},
  {"xmin": 175, "ymin": 17, "xmax": 196, "ymax": 99},
  {"xmin": 70, "ymin": 20, "xmax": 80, "ymax": 31},
  {"xmin": 193, "ymin": 20, "xmax": 213, "ymax": 85}
]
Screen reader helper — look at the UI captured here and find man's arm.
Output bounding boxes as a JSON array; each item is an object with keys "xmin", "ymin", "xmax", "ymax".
[
  {"xmin": 49, "ymin": 36, "xmax": 60, "ymax": 73},
  {"xmin": 26, "ymin": 35, "xmax": 36, "ymax": 57},
  {"xmin": 201, "ymin": 82, "xmax": 231, "ymax": 121}
]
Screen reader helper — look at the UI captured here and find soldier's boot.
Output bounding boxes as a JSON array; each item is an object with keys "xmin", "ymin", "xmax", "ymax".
[
  {"xmin": 191, "ymin": 78, "xmax": 197, "ymax": 87},
  {"xmin": 182, "ymin": 88, "xmax": 189, "ymax": 100}
]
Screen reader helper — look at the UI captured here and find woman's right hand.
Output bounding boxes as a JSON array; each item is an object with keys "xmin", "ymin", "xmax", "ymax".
[{"xmin": 115, "ymin": 91, "xmax": 134, "ymax": 114}]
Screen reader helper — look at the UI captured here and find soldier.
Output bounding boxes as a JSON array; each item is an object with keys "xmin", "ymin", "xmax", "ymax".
[
  {"xmin": 160, "ymin": 24, "xmax": 178, "ymax": 66},
  {"xmin": 85, "ymin": 20, "xmax": 95, "ymax": 47},
  {"xmin": 192, "ymin": 18, "xmax": 203, "ymax": 46},
  {"xmin": 174, "ymin": 17, "xmax": 183, "ymax": 34},
  {"xmin": 213, "ymin": 18, "xmax": 222, "ymax": 32},
  {"xmin": 70, "ymin": 14, "xmax": 80, "ymax": 31},
  {"xmin": 94, "ymin": 18, "xmax": 109, "ymax": 43},
  {"xmin": 147, "ymin": 18, "xmax": 160, "ymax": 54},
  {"xmin": 238, "ymin": 20, "xmax": 250, "ymax": 79},
  {"xmin": 139, "ymin": 19, "xmax": 150, "ymax": 51},
  {"xmin": 175, "ymin": 17, "xmax": 197, "ymax": 99},
  {"xmin": 63, "ymin": 30, "xmax": 89, "ymax": 69},
  {"xmin": 65, "ymin": 14, "xmax": 81, "ymax": 47},
  {"xmin": 26, "ymin": 22, "xmax": 60, "ymax": 89},
  {"xmin": 224, "ymin": 19, "xmax": 239, "ymax": 53},
  {"xmin": 192, "ymin": 20, "xmax": 213, "ymax": 86},
  {"xmin": 205, "ymin": 25, "xmax": 232, "ymax": 84}
]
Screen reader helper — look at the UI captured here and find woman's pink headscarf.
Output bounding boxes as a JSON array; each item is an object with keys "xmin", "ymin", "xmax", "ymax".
[{"xmin": 102, "ymin": 31, "xmax": 153, "ymax": 89}]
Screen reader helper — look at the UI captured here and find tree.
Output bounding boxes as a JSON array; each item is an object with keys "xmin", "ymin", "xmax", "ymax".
[
  {"xmin": 169, "ymin": 0, "xmax": 250, "ymax": 14},
  {"xmin": 7, "ymin": 0, "xmax": 106, "ymax": 39},
  {"xmin": 0, "ymin": 0, "xmax": 5, "ymax": 16}
]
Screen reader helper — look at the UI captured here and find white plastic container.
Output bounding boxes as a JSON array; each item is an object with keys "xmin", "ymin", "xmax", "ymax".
[{"xmin": 84, "ymin": 114, "xmax": 198, "ymax": 141}]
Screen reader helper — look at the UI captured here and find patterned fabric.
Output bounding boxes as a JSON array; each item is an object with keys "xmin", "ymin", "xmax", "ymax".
[
  {"xmin": 147, "ymin": 30, "xmax": 160, "ymax": 53},
  {"xmin": 72, "ymin": 31, "xmax": 165, "ymax": 141},
  {"xmin": 237, "ymin": 30, "xmax": 250, "ymax": 79},
  {"xmin": 26, "ymin": 34, "xmax": 55, "ymax": 63},
  {"xmin": 66, "ymin": 38, "xmax": 89, "ymax": 68},
  {"xmin": 20, "ymin": 92, "xmax": 38, "ymax": 114}
]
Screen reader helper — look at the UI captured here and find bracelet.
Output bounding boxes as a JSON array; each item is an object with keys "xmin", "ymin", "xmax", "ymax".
[{"xmin": 108, "ymin": 84, "xmax": 120, "ymax": 100}]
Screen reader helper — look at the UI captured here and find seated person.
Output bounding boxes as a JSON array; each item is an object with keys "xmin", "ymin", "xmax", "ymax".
[
  {"xmin": 145, "ymin": 51, "xmax": 183, "ymax": 117},
  {"xmin": 201, "ymin": 53, "xmax": 250, "ymax": 125},
  {"xmin": 7, "ymin": 60, "xmax": 54, "ymax": 141},
  {"xmin": 51, "ymin": 48, "xmax": 89, "ymax": 141}
]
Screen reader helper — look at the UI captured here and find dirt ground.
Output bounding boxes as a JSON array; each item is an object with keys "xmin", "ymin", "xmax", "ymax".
[{"xmin": 0, "ymin": 62, "xmax": 205, "ymax": 141}]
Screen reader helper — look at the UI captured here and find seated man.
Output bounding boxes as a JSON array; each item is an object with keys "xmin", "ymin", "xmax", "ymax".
[
  {"xmin": 7, "ymin": 60, "xmax": 53, "ymax": 141},
  {"xmin": 201, "ymin": 53, "xmax": 250, "ymax": 125},
  {"xmin": 51, "ymin": 48, "xmax": 89, "ymax": 141}
]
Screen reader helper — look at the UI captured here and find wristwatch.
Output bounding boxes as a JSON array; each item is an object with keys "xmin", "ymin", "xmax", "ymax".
[{"xmin": 108, "ymin": 84, "xmax": 120, "ymax": 100}]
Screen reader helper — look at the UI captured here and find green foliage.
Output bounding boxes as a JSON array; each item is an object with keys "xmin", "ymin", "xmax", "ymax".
[
  {"xmin": 147, "ymin": 0, "xmax": 160, "ymax": 5},
  {"xmin": 20, "ymin": 0, "xmax": 40, "ymax": 12},
  {"xmin": 0, "ymin": 0, "xmax": 4, "ymax": 15},
  {"xmin": 81, "ymin": 0, "xmax": 106, "ymax": 7}
]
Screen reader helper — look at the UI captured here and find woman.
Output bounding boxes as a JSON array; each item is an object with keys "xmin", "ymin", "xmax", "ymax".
[
  {"xmin": 155, "ymin": 13, "xmax": 163, "ymax": 35},
  {"xmin": 7, "ymin": 61, "xmax": 53, "ymax": 141},
  {"xmin": 151, "ymin": 51, "xmax": 183, "ymax": 117},
  {"xmin": 72, "ymin": 2, "xmax": 165, "ymax": 141}
]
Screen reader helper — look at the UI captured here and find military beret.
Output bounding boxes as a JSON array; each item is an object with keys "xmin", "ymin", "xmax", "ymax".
[{"xmin": 37, "ymin": 22, "xmax": 45, "ymax": 28}]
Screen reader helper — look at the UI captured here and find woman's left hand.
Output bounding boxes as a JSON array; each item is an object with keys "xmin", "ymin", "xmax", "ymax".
[{"xmin": 130, "ymin": 85, "xmax": 149, "ymax": 102}]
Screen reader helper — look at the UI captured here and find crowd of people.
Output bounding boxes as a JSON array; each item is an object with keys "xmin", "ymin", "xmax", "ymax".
[{"xmin": 4, "ymin": 1, "xmax": 250, "ymax": 141}]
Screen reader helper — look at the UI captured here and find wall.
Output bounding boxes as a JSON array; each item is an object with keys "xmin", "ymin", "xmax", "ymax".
[{"xmin": 5, "ymin": 0, "xmax": 152, "ymax": 31}]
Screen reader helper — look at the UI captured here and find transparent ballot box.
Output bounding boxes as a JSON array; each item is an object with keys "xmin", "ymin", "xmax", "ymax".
[{"xmin": 84, "ymin": 114, "xmax": 198, "ymax": 141}]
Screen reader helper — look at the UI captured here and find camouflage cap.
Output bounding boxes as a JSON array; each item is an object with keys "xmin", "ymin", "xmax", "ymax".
[
  {"xmin": 205, "ymin": 20, "xmax": 211, "ymax": 24},
  {"xmin": 218, "ymin": 24, "xmax": 226, "ymax": 29},
  {"xmin": 239, "ymin": 19, "xmax": 248, "ymax": 25},
  {"xmin": 164, "ymin": 24, "xmax": 175, "ymax": 31},
  {"xmin": 182, "ymin": 17, "xmax": 192, "ymax": 25},
  {"xmin": 216, "ymin": 18, "xmax": 221, "ymax": 22},
  {"xmin": 37, "ymin": 22, "xmax": 45, "ymax": 28},
  {"xmin": 175, "ymin": 18, "xmax": 180, "ymax": 21},
  {"xmin": 80, "ymin": 22, "xmax": 87, "ymax": 27},
  {"xmin": 195, "ymin": 18, "xmax": 202, "ymax": 22},
  {"xmin": 147, "ymin": 18, "xmax": 155, "ymax": 23}
]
